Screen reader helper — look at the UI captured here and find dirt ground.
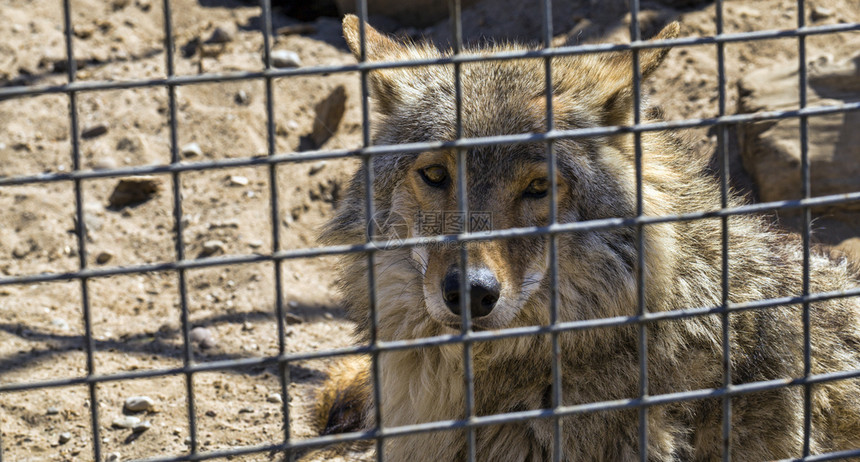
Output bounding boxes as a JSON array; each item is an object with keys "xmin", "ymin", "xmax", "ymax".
[{"xmin": 0, "ymin": 0, "xmax": 858, "ymax": 460}]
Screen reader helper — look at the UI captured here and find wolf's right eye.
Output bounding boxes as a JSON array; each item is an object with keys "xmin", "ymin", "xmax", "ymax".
[{"xmin": 419, "ymin": 166, "xmax": 449, "ymax": 187}]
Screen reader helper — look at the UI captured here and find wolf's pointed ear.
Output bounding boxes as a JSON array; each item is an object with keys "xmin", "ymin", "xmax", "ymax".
[
  {"xmin": 342, "ymin": 14, "xmax": 438, "ymax": 115},
  {"xmin": 596, "ymin": 21, "xmax": 680, "ymax": 126}
]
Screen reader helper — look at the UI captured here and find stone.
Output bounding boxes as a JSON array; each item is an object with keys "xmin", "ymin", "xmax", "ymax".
[
  {"xmin": 206, "ymin": 26, "xmax": 234, "ymax": 44},
  {"xmin": 266, "ymin": 393, "xmax": 283, "ymax": 404},
  {"xmin": 108, "ymin": 176, "xmax": 161, "ymax": 208},
  {"xmin": 58, "ymin": 432, "xmax": 72, "ymax": 444},
  {"xmin": 106, "ymin": 453, "xmax": 121, "ymax": 462},
  {"xmin": 200, "ymin": 240, "xmax": 225, "ymax": 257},
  {"xmin": 228, "ymin": 175, "xmax": 249, "ymax": 186},
  {"xmin": 190, "ymin": 326, "xmax": 216, "ymax": 349},
  {"xmin": 309, "ymin": 161, "xmax": 327, "ymax": 175},
  {"xmin": 235, "ymin": 90, "xmax": 250, "ymax": 105},
  {"xmin": 95, "ymin": 251, "xmax": 113, "ymax": 264},
  {"xmin": 132, "ymin": 420, "xmax": 152, "ymax": 433},
  {"xmin": 81, "ymin": 124, "xmax": 108, "ymax": 139},
  {"xmin": 124, "ymin": 396, "xmax": 154, "ymax": 413},
  {"xmin": 50, "ymin": 318, "xmax": 69, "ymax": 331},
  {"xmin": 112, "ymin": 415, "xmax": 141, "ymax": 429},
  {"xmin": 47, "ymin": 406, "xmax": 60, "ymax": 415},
  {"xmin": 93, "ymin": 157, "xmax": 118, "ymax": 170},
  {"xmin": 737, "ymin": 54, "xmax": 860, "ymax": 211},
  {"xmin": 271, "ymin": 50, "xmax": 301, "ymax": 68},
  {"xmin": 181, "ymin": 142, "xmax": 203, "ymax": 158},
  {"xmin": 311, "ymin": 85, "xmax": 347, "ymax": 148},
  {"xmin": 811, "ymin": 6, "xmax": 834, "ymax": 21}
]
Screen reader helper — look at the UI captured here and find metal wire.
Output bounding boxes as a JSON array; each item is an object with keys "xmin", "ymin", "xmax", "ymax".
[{"xmin": 0, "ymin": 1, "xmax": 858, "ymax": 460}]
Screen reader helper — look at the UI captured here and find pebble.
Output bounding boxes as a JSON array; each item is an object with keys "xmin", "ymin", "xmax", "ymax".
[
  {"xmin": 95, "ymin": 251, "xmax": 113, "ymax": 264},
  {"xmin": 266, "ymin": 393, "xmax": 283, "ymax": 404},
  {"xmin": 200, "ymin": 240, "xmax": 225, "ymax": 257},
  {"xmin": 112, "ymin": 415, "xmax": 141, "ymax": 429},
  {"xmin": 275, "ymin": 24, "xmax": 317, "ymax": 36},
  {"xmin": 50, "ymin": 318, "xmax": 69, "ymax": 331},
  {"xmin": 181, "ymin": 142, "xmax": 203, "ymax": 158},
  {"xmin": 206, "ymin": 26, "xmax": 234, "ymax": 44},
  {"xmin": 107, "ymin": 176, "xmax": 161, "ymax": 208},
  {"xmin": 285, "ymin": 312, "xmax": 303, "ymax": 325},
  {"xmin": 106, "ymin": 453, "xmax": 121, "ymax": 462},
  {"xmin": 132, "ymin": 420, "xmax": 152, "ymax": 433},
  {"xmin": 124, "ymin": 396, "xmax": 154, "ymax": 413},
  {"xmin": 811, "ymin": 6, "xmax": 833, "ymax": 21},
  {"xmin": 58, "ymin": 432, "xmax": 72, "ymax": 444},
  {"xmin": 271, "ymin": 50, "xmax": 301, "ymax": 68},
  {"xmin": 248, "ymin": 240, "xmax": 263, "ymax": 249},
  {"xmin": 234, "ymin": 90, "xmax": 250, "ymax": 105},
  {"xmin": 93, "ymin": 157, "xmax": 118, "ymax": 170},
  {"xmin": 81, "ymin": 124, "xmax": 109, "ymax": 139},
  {"xmin": 228, "ymin": 175, "xmax": 249, "ymax": 186},
  {"xmin": 190, "ymin": 326, "xmax": 216, "ymax": 349},
  {"xmin": 309, "ymin": 161, "xmax": 327, "ymax": 175},
  {"xmin": 47, "ymin": 406, "xmax": 60, "ymax": 415}
]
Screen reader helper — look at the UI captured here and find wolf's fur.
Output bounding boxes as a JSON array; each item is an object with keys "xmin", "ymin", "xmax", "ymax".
[{"xmin": 314, "ymin": 15, "xmax": 860, "ymax": 461}]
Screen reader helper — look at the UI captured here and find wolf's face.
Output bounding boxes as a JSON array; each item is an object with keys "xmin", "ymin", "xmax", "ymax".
[{"xmin": 327, "ymin": 16, "xmax": 680, "ymax": 336}]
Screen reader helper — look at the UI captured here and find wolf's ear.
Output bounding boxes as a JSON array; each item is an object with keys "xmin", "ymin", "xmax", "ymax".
[
  {"xmin": 595, "ymin": 21, "xmax": 680, "ymax": 126},
  {"xmin": 342, "ymin": 14, "xmax": 439, "ymax": 115}
]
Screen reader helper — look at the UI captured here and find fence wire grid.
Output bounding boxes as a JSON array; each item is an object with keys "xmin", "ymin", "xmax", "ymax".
[{"xmin": 1, "ymin": 0, "xmax": 859, "ymax": 461}]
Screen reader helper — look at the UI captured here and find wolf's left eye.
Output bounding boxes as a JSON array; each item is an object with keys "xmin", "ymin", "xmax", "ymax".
[
  {"xmin": 523, "ymin": 178, "xmax": 549, "ymax": 198},
  {"xmin": 419, "ymin": 165, "xmax": 449, "ymax": 188}
]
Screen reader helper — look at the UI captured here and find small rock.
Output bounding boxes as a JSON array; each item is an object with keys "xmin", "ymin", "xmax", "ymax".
[
  {"xmin": 235, "ymin": 90, "xmax": 250, "ymax": 105},
  {"xmin": 47, "ymin": 406, "xmax": 61, "ymax": 415},
  {"xmin": 286, "ymin": 120, "xmax": 299, "ymax": 131},
  {"xmin": 181, "ymin": 142, "xmax": 203, "ymax": 158},
  {"xmin": 285, "ymin": 312, "xmax": 303, "ymax": 325},
  {"xmin": 81, "ymin": 124, "xmax": 109, "ymax": 139},
  {"xmin": 309, "ymin": 161, "xmax": 327, "ymax": 175},
  {"xmin": 190, "ymin": 326, "xmax": 216, "ymax": 349},
  {"xmin": 108, "ymin": 176, "xmax": 161, "ymax": 208},
  {"xmin": 206, "ymin": 26, "xmax": 234, "ymax": 44},
  {"xmin": 266, "ymin": 393, "xmax": 283, "ymax": 404},
  {"xmin": 112, "ymin": 415, "xmax": 140, "ymax": 429},
  {"xmin": 50, "ymin": 318, "xmax": 69, "ymax": 331},
  {"xmin": 323, "ymin": 313, "xmax": 334, "ymax": 320},
  {"xmin": 132, "ymin": 421, "xmax": 152, "ymax": 433},
  {"xmin": 271, "ymin": 50, "xmax": 301, "ymax": 68},
  {"xmin": 311, "ymin": 85, "xmax": 347, "ymax": 148},
  {"xmin": 205, "ymin": 409, "xmax": 217, "ymax": 417},
  {"xmin": 106, "ymin": 453, "xmax": 121, "ymax": 462},
  {"xmin": 111, "ymin": 0, "xmax": 130, "ymax": 9},
  {"xmin": 124, "ymin": 396, "xmax": 154, "ymax": 413},
  {"xmin": 238, "ymin": 407, "xmax": 254, "ymax": 414},
  {"xmin": 228, "ymin": 175, "xmax": 249, "ymax": 186},
  {"xmin": 58, "ymin": 432, "xmax": 72, "ymax": 444},
  {"xmin": 95, "ymin": 251, "xmax": 113, "ymax": 265},
  {"xmin": 200, "ymin": 240, "xmax": 225, "ymax": 257},
  {"xmin": 248, "ymin": 240, "xmax": 263, "ymax": 249},
  {"xmin": 93, "ymin": 157, "xmax": 118, "ymax": 170},
  {"xmin": 811, "ymin": 6, "xmax": 833, "ymax": 21}
]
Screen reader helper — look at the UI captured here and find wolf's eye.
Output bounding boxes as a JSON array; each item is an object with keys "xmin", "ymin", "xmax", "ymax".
[
  {"xmin": 419, "ymin": 165, "xmax": 449, "ymax": 188},
  {"xmin": 523, "ymin": 178, "xmax": 549, "ymax": 199}
]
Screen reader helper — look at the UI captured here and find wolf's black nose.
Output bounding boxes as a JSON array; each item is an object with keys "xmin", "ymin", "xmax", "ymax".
[{"xmin": 441, "ymin": 266, "xmax": 501, "ymax": 319}]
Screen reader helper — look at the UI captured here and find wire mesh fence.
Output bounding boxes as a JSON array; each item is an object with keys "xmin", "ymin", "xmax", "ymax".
[{"xmin": 1, "ymin": 0, "xmax": 859, "ymax": 461}]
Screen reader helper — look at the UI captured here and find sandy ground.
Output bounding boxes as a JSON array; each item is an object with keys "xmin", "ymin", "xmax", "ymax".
[{"xmin": 0, "ymin": 0, "xmax": 858, "ymax": 460}]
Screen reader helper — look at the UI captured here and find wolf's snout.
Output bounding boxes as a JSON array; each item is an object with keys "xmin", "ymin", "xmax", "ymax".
[{"xmin": 441, "ymin": 266, "xmax": 501, "ymax": 319}]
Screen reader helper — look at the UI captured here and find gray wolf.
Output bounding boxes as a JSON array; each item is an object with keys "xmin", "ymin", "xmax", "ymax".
[{"xmin": 309, "ymin": 15, "xmax": 860, "ymax": 461}]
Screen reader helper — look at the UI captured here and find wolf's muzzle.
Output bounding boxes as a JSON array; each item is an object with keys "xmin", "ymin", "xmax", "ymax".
[{"xmin": 441, "ymin": 266, "xmax": 501, "ymax": 319}]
